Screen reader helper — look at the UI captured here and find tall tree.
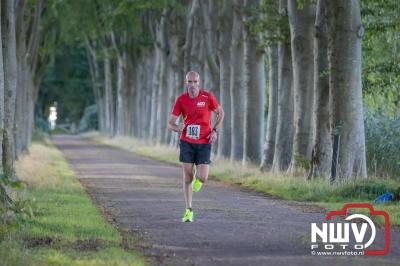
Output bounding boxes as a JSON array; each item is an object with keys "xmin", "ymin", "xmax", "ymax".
[
  {"xmin": 309, "ymin": 0, "xmax": 332, "ymax": 179},
  {"xmin": 2, "ymin": 0, "xmax": 18, "ymax": 171},
  {"xmin": 327, "ymin": 0, "xmax": 367, "ymax": 178},
  {"xmin": 0, "ymin": 0, "xmax": 4, "ymax": 169},
  {"xmin": 271, "ymin": 0, "xmax": 294, "ymax": 172},
  {"xmin": 261, "ymin": 44, "xmax": 278, "ymax": 170},
  {"xmin": 103, "ymin": 45, "xmax": 115, "ymax": 136},
  {"xmin": 287, "ymin": 0, "xmax": 316, "ymax": 174},
  {"xmin": 259, "ymin": 0, "xmax": 280, "ymax": 171},
  {"xmin": 217, "ymin": 0, "xmax": 233, "ymax": 158},
  {"xmin": 230, "ymin": 0, "xmax": 246, "ymax": 162},
  {"xmin": 243, "ymin": 0, "xmax": 265, "ymax": 164}
]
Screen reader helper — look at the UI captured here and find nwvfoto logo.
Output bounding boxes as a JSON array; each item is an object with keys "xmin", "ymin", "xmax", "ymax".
[
  {"xmin": 197, "ymin": 101, "xmax": 206, "ymax": 107},
  {"xmin": 310, "ymin": 203, "xmax": 390, "ymax": 256}
]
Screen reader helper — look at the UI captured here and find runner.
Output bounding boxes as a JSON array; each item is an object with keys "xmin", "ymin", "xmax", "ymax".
[{"xmin": 168, "ymin": 71, "xmax": 224, "ymax": 222}]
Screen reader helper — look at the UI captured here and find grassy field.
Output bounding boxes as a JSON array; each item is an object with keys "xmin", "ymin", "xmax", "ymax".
[
  {"xmin": 1, "ymin": 131, "xmax": 144, "ymax": 266},
  {"xmin": 84, "ymin": 132, "xmax": 400, "ymax": 226}
]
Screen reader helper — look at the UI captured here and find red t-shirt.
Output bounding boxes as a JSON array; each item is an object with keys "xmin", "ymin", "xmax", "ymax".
[{"xmin": 171, "ymin": 89, "xmax": 219, "ymax": 144}]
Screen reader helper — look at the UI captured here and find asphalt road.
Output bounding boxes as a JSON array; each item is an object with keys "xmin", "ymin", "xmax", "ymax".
[{"xmin": 52, "ymin": 135, "xmax": 399, "ymax": 265}]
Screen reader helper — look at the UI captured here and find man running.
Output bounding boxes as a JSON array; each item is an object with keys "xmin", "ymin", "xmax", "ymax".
[{"xmin": 168, "ymin": 71, "xmax": 224, "ymax": 222}]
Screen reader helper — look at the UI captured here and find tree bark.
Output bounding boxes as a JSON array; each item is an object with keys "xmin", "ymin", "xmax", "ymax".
[
  {"xmin": 309, "ymin": 0, "xmax": 332, "ymax": 179},
  {"xmin": 287, "ymin": 0, "xmax": 316, "ymax": 174},
  {"xmin": 157, "ymin": 8, "xmax": 171, "ymax": 144},
  {"xmin": 115, "ymin": 51, "xmax": 127, "ymax": 136},
  {"xmin": 271, "ymin": 0, "xmax": 294, "ymax": 172},
  {"xmin": 230, "ymin": 0, "xmax": 246, "ymax": 162},
  {"xmin": 327, "ymin": 0, "xmax": 367, "ymax": 178},
  {"xmin": 261, "ymin": 44, "xmax": 279, "ymax": 170},
  {"xmin": 0, "ymin": 0, "xmax": 4, "ymax": 168},
  {"xmin": 2, "ymin": 0, "xmax": 18, "ymax": 171},
  {"xmin": 85, "ymin": 38, "xmax": 105, "ymax": 133},
  {"xmin": 243, "ymin": 0, "xmax": 265, "ymax": 164},
  {"xmin": 217, "ymin": 0, "xmax": 233, "ymax": 158},
  {"xmin": 149, "ymin": 47, "xmax": 161, "ymax": 142},
  {"xmin": 183, "ymin": 0, "xmax": 200, "ymax": 73},
  {"xmin": 200, "ymin": 0, "xmax": 220, "ymax": 94},
  {"xmin": 103, "ymin": 47, "xmax": 114, "ymax": 136}
]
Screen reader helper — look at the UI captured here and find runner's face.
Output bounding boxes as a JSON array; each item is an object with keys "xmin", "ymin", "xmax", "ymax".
[{"xmin": 185, "ymin": 74, "xmax": 200, "ymax": 95}]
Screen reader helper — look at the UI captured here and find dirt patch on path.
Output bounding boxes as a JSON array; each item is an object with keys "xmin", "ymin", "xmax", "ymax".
[{"xmin": 52, "ymin": 135, "xmax": 399, "ymax": 265}]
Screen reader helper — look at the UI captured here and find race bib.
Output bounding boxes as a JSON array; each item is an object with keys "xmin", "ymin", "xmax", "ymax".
[{"xmin": 186, "ymin": 124, "xmax": 200, "ymax": 139}]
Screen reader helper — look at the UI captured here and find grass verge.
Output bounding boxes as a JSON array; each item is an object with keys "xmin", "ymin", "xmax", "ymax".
[
  {"xmin": 84, "ymin": 132, "xmax": 400, "ymax": 226},
  {"xmin": 1, "ymin": 131, "xmax": 144, "ymax": 266}
]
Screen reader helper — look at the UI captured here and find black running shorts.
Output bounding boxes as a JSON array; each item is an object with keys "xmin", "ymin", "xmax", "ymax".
[{"xmin": 179, "ymin": 140, "xmax": 211, "ymax": 165}]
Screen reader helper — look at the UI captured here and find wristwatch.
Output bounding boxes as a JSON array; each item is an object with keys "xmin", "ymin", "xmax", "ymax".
[{"xmin": 212, "ymin": 128, "xmax": 218, "ymax": 133}]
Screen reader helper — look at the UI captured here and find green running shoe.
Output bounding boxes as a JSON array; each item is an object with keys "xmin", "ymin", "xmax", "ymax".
[
  {"xmin": 192, "ymin": 177, "xmax": 203, "ymax": 192},
  {"xmin": 182, "ymin": 208, "xmax": 193, "ymax": 222}
]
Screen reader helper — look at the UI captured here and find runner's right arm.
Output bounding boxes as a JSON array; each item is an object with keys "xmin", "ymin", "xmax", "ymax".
[{"xmin": 168, "ymin": 115, "xmax": 184, "ymax": 133}]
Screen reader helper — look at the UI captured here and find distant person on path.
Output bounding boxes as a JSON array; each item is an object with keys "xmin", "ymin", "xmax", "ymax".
[{"xmin": 168, "ymin": 71, "xmax": 224, "ymax": 222}]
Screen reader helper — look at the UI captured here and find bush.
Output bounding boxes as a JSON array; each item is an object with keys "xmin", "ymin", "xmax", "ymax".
[
  {"xmin": 365, "ymin": 110, "xmax": 400, "ymax": 179},
  {"xmin": 34, "ymin": 115, "xmax": 49, "ymax": 132}
]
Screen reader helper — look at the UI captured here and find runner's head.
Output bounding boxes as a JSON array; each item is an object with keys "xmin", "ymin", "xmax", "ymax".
[{"xmin": 185, "ymin": 71, "xmax": 200, "ymax": 97}]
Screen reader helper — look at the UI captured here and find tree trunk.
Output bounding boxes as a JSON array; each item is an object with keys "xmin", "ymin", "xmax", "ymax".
[
  {"xmin": 157, "ymin": 8, "xmax": 171, "ymax": 144},
  {"xmin": 309, "ymin": 0, "xmax": 332, "ymax": 179},
  {"xmin": 85, "ymin": 39, "xmax": 105, "ymax": 133},
  {"xmin": 217, "ymin": 0, "xmax": 233, "ymax": 158},
  {"xmin": 149, "ymin": 47, "xmax": 161, "ymax": 142},
  {"xmin": 145, "ymin": 50, "xmax": 156, "ymax": 142},
  {"xmin": 243, "ymin": 0, "xmax": 265, "ymax": 164},
  {"xmin": 230, "ymin": 0, "xmax": 246, "ymax": 162},
  {"xmin": 0, "ymin": 0, "xmax": 4, "ymax": 168},
  {"xmin": 103, "ymin": 47, "xmax": 114, "ymax": 136},
  {"xmin": 200, "ymin": 0, "xmax": 220, "ymax": 95},
  {"xmin": 183, "ymin": 0, "xmax": 200, "ymax": 73},
  {"xmin": 131, "ymin": 57, "xmax": 141, "ymax": 137},
  {"xmin": 272, "ymin": 0, "xmax": 294, "ymax": 172},
  {"xmin": 169, "ymin": 11, "xmax": 185, "ymax": 146},
  {"xmin": 15, "ymin": 0, "xmax": 27, "ymax": 156},
  {"xmin": 271, "ymin": 40, "xmax": 294, "ymax": 172},
  {"xmin": 327, "ymin": 0, "xmax": 367, "ymax": 178},
  {"xmin": 287, "ymin": 0, "xmax": 316, "ymax": 174},
  {"xmin": 261, "ymin": 44, "xmax": 279, "ymax": 170},
  {"xmin": 115, "ymin": 51, "xmax": 126, "ymax": 136},
  {"xmin": 189, "ymin": 2, "xmax": 203, "ymax": 74},
  {"xmin": 2, "ymin": 0, "xmax": 18, "ymax": 172}
]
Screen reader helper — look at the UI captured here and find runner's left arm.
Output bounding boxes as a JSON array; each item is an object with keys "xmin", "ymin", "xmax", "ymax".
[{"xmin": 212, "ymin": 105, "xmax": 224, "ymax": 131}]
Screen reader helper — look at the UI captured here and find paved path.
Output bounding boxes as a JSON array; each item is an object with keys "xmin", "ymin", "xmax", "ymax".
[{"xmin": 52, "ymin": 135, "xmax": 399, "ymax": 265}]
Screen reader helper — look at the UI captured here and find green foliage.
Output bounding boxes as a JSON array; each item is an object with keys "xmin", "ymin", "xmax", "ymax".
[
  {"xmin": 34, "ymin": 115, "xmax": 50, "ymax": 133},
  {"xmin": 361, "ymin": 0, "xmax": 400, "ymax": 117},
  {"xmin": 294, "ymin": 153, "xmax": 311, "ymax": 171},
  {"xmin": 248, "ymin": 0, "xmax": 290, "ymax": 47},
  {"xmin": 0, "ymin": 168, "xmax": 34, "ymax": 241},
  {"xmin": 295, "ymin": 0, "xmax": 316, "ymax": 10},
  {"xmin": 365, "ymin": 110, "xmax": 400, "ymax": 179},
  {"xmin": 37, "ymin": 43, "xmax": 94, "ymax": 125}
]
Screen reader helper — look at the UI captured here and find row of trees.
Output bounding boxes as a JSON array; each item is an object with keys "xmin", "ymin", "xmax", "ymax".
[
  {"xmin": 1, "ymin": 0, "xmax": 50, "ymax": 203},
  {"xmin": 3, "ymin": 0, "xmax": 397, "ymax": 184},
  {"xmin": 61, "ymin": 0, "xmax": 367, "ymax": 179}
]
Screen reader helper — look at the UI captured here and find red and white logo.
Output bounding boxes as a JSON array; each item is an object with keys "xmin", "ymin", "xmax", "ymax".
[
  {"xmin": 197, "ymin": 101, "xmax": 206, "ymax": 107},
  {"xmin": 311, "ymin": 203, "xmax": 390, "ymax": 256}
]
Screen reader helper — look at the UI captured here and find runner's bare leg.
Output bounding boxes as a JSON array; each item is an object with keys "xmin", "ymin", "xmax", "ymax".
[
  {"xmin": 196, "ymin": 164, "xmax": 210, "ymax": 183},
  {"xmin": 182, "ymin": 163, "xmax": 194, "ymax": 208}
]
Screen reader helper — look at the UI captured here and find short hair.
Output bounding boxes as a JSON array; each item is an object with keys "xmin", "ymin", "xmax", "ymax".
[{"xmin": 185, "ymin": 71, "xmax": 200, "ymax": 81}]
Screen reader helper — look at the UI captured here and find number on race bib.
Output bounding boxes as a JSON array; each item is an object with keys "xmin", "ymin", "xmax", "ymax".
[{"xmin": 186, "ymin": 125, "xmax": 200, "ymax": 139}]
